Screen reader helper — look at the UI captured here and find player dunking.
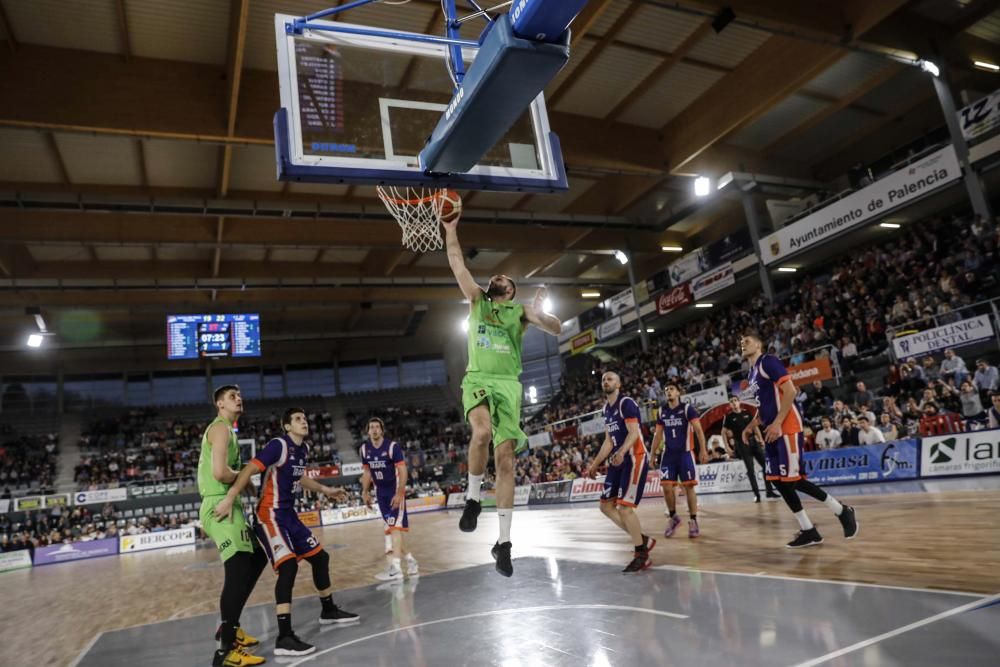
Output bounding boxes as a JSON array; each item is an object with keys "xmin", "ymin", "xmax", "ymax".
[
  {"xmin": 360, "ymin": 417, "xmax": 419, "ymax": 582},
  {"xmin": 198, "ymin": 384, "xmax": 268, "ymax": 667},
  {"xmin": 442, "ymin": 211, "xmax": 562, "ymax": 577},
  {"xmin": 651, "ymin": 382, "xmax": 708, "ymax": 538},
  {"xmin": 215, "ymin": 408, "xmax": 360, "ymax": 657},
  {"xmin": 739, "ymin": 334, "xmax": 859, "ymax": 547},
  {"xmin": 584, "ymin": 372, "xmax": 656, "ymax": 572}
]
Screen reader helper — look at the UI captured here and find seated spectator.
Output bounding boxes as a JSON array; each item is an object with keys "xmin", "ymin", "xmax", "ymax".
[
  {"xmin": 959, "ymin": 380, "xmax": 986, "ymax": 424},
  {"xmin": 840, "ymin": 337, "xmax": 858, "ymax": 368},
  {"xmin": 989, "ymin": 392, "xmax": 1000, "ymax": 429},
  {"xmin": 899, "ymin": 359, "xmax": 927, "ymax": 394},
  {"xmin": 840, "ymin": 417, "xmax": 860, "ymax": 448},
  {"xmin": 877, "ymin": 413, "xmax": 899, "ymax": 441},
  {"xmin": 814, "ymin": 418, "xmax": 842, "ymax": 450},
  {"xmin": 857, "ymin": 416, "xmax": 886, "ymax": 445},
  {"xmin": 856, "ymin": 402, "xmax": 876, "ymax": 425},
  {"xmin": 851, "ymin": 381, "xmax": 875, "ymax": 411},
  {"xmin": 918, "ymin": 402, "xmax": 964, "ymax": 436},
  {"xmin": 831, "ymin": 400, "xmax": 855, "ymax": 425},
  {"xmin": 809, "ymin": 379, "xmax": 833, "ymax": 408},
  {"xmin": 882, "ymin": 364, "xmax": 902, "ymax": 397},
  {"xmin": 921, "ymin": 356, "xmax": 941, "ymax": 383},
  {"xmin": 974, "ymin": 359, "xmax": 999, "ymax": 398},
  {"xmin": 940, "ymin": 349, "xmax": 969, "ymax": 386}
]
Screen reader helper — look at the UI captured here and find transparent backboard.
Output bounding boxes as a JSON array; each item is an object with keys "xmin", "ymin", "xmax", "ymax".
[{"xmin": 274, "ymin": 13, "xmax": 567, "ymax": 191}]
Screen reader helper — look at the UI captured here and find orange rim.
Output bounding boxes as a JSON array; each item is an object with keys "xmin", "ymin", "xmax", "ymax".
[{"xmin": 378, "ymin": 188, "xmax": 446, "ymax": 206}]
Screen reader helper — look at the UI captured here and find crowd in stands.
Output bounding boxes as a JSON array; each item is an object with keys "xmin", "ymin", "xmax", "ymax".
[
  {"xmin": 514, "ymin": 435, "xmax": 601, "ymax": 485},
  {"xmin": 0, "ymin": 427, "xmax": 58, "ymax": 497},
  {"xmin": 536, "ymin": 211, "xmax": 1000, "ymax": 455},
  {"xmin": 76, "ymin": 407, "xmax": 339, "ymax": 490}
]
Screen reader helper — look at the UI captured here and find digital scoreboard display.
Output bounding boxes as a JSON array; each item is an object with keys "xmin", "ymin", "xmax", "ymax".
[{"xmin": 167, "ymin": 314, "xmax": 261, "ymax": 360}]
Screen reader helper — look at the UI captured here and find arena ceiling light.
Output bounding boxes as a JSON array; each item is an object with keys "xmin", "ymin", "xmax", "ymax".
[
  {"xmin": 614, "ymin": 250, "xmax": 628, "ymax": 265},
  {"xmin": 880, "ymin": 222, "xmax": 901, "ymax": 229},
  {"xmin": 528, "ymin": 386, "xmax": 538, "ymax": 404},
  {"xmin": 660, "ymin": 245, "xmax": 683, "ymax": 252},
  {"xmin": 460, "ymin": 317, "xmax": 469, "ymax": 333},
  {"xmin": 974, "ymin": 61, "xmax": 999, "ymax": 72},
  {"xmin": 694, "ymin": 176, "xmax": 711, "ymax": 197},
  {"xmin": 581, "ymin": 290, "xmax": 601, "ymax": 298},
  {"xmin": 26, "ymin": 334, "xmax": 44, "ymax": 348},
  {"xmin": 695, "ymin": 303, "xmax": 714, "ymax": 308},
  {"xmin": 919, "ymin": 60, "xmax": 940, "ymax": 77},
  {"xmin": 777, "ymin": 267, "xmax": 797, "ymax": 272}
]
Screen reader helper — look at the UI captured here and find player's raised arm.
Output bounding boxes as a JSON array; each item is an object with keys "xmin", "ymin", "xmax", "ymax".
[
  {"xmin": 442, "ymin": 217, "xmax": 481, "ymax": 303},
  {"xmin": 522, "ymin": 286, "xmax": 562, "ymax": 335}
]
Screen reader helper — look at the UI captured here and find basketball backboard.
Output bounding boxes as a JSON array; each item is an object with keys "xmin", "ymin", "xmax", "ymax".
[{"xmin": 274, "ymin": 12, "xmax": 568, "ymax": 192}]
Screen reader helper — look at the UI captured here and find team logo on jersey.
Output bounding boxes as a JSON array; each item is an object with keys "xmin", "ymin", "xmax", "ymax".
[{"xmin": 477, "ymin": 335, "xmax": 492, "ymax": 349}]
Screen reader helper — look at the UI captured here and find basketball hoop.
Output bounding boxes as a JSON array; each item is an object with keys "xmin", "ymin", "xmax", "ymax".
[{"xmin": 377, "ymin": 186, "xmax": 448, "ymax": 253}]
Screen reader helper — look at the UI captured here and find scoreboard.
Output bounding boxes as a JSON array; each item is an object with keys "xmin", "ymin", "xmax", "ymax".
[{"xmin": 167, "ymin": 314, "xmax": 261, "ymax": 360}]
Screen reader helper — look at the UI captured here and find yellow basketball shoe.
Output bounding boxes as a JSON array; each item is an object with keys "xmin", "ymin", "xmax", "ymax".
[
  {"xmin": 235, "ymin": 627, "xmax": 260, "ymax": 650},
  {"xmin": 212, "ymin": 647, "xmax": 266, "ymax": 667}
]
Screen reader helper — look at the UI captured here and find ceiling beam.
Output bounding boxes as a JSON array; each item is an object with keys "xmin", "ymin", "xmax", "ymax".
[
  {"xmin": 114, "ymin": 0, "xmax": 132, "ymax": 63},
  {"xmin": 947, "ymin": 0, "xmax": 1000, "ymax": 35},
  {"xmin": 762, "ymin": 63, "xmax": 904, "ymax": 155},
  {"xmin": 573, "ymin": 253, "xmax": 608, "ymax": 278},
  {"xmin": 547, "ymin": 3, "xmax": 641, "ymax": 109},
  {"xmin": 657, "ymin": 0, "xmax": 910, "ymax": 174},
  {"xmin": 606, "ymin": 19, "xmax": 713, "ymax": 121},
  {"xmin": 398, "ymin": 6, "xmax": 442, "ymax": 91},
  {"xmin": 564, "ymin": 173, "xmax": 665, "ymax": 216},
  {"xmin": 569, "ymin": 0, "xmax": 617, "ymax": 48},
  {"xmin": 44, "ymin": 132, "xmax": 71, "ymax": 184},
  {"xmin": 135, "ymin": 139, "xmax": 149, "ymax": 189},
  {"xmin": 0, "ymin": 244, "xmax": 38, "ymax": 277},
  {"xmin": 212, "ymin": 216, "xmax": 225, "ymax": 278},
  {"xmin": 218, "ymin": 0, "xmax": 250, "ymax": 199},
  {"xmin": 361, "ymin": 248, "xmax": 407, "ymax": 276}
]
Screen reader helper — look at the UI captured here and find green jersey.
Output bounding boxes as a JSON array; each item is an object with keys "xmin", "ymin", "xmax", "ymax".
[
  {"xmin": 198, "ymin": 415, "xmax": 239, "ymax": 498},
  {"xmin": 466, "ymin": 293, "xmax": 525, "ymax": 378}
]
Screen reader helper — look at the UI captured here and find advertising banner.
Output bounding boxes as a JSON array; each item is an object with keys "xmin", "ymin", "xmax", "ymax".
[
  {"xmin": 959, "ymin": 89, "xmax": 1000, "ymax": 141},
  {"xmin": 340, "ymin": 462, "xmax": 364, "ymax": 477},
  {"xmin": 669, "ymin": 249, "xmax": 709, "ymax": 286},
  {"xmin": 321, "ymin": 505, "xmax": 380, "ymax": 525},
  {"xmin": 514, "ymin": 485, "xmax": 531, "ymax": 507},
  {"xmin": 570, "ymin": 476, "xmax": 606, "ymax": 502},
  {"xmin": 656, "ymin": 283, "xmax": 693, "ymax": 315},
  {"xmin": 578, "ymin": 416, "xmax": 606, "ymax": 437},
  {"xmin": 921, "ymin": 430, "xmax": 1000, "ymax": 477},
  {"xmin": 43, "ymin": 494, "xmax": 71, "ymax": 509},
  {"xmin": 14, "ymin": 496, "xmax": 43, "ymax": 511},
  {"xmin": 446, "ymin": 492, "xmax": 466, "ymax": 508},
  {"xmin": 74, "ymin": 488, "xmax": 128, "ymax": 506},
  {"xmin": 607, "ymin": 288, "xmax": 635, "ymax": 316},
  {"xmin": 705, "ymin": 229, "xmax": 752, "ymax": 266},
  {"xmin": 306, "ymin": 466, "xmax": 340, "ymax": 479},
  {"xmin": 891, "ymin": 315, "xmax": 995, "ymax": 360},
  {"xmin": 691, "ymin": 262, "xmax": 735, "ymax": 300},
  {"xmin": 760, "ymin": 145, "xmax": 961, "ymax": 264},
  {"xmin": 597, "ymin": 316, "xmax": 622, "ymax": 341},
  {"xmin": 34, "ymin": 537, "xmax": 119, "ymax": 566},
  {"xmin": 528, "ymin": 480, "xmax": 572, "ymax": 505},
  {"xmin": 803, "ymin": 440, "xmax": 919, "ymax": 485},
  {"xmin": 119, "ymin": 526, "xmax": 196, "ymax": 554},
  {"xmin": 559, "ymin": 316, "xmax": 581, "ymax": 343},
  {"xmin": 681, "ymin": 384, "xmax": 729, "ymax": 412},
  {"xmin": 0, "ymin": 499, "xmax": 9, "ymax": 513},
  {"xmin": 527, "ymin": 431, "xmax": 552, "ymax": 449},
  {"xmin": 406, "ymin": 494, "xmax": 446, "ymax": 514},
  {"xmin": 297, "ymin": 511, "xmax": 321, "ymax": 527},
  {"xmin": 787, "ymin": 358, "xmax": 835, "ymax": 383},
  {"xmin": 570, "ymin": 329, "xmax": 597, "ymax": 356},
  {"xmin": 696, "ymin": 460, "xmax": 765, "ymax": 494},
  {"xmin": 0, "ymin": 550, "xmax": 32, "ymax": 573}
]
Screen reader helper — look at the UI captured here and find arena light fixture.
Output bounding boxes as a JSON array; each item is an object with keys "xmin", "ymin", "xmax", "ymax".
[
  {"xmin": 974, "ymin": 61, "xmax": 999, "ymax": 72},
  {"xmin": 614, "ymin": 250, "xmax": 628, "ymax": 265},
  {"xmin": 694, "ymin": 176, "xmax": 711, "ymax": 197},
  {"xmin": 26, "ymin": 334, "xmax": 43, "ymax": 348},
  {"xmin": 581, "ymin": 290, "xmax": 601, "ymax": 298},
  {"xmin": 542, "ymin": 297, "xmax": 553, "ymax": 313},
  {"xmin": 777, "ymin": 267, "xmax": 797, "ymax": 273},
  {"xmin": 880, "ymin": 222, "xmax": 901, "ymax": 229},
  {"xmin": 919, "ymin": 60, "xmax": 940, "ymax": 77},
  {"xmin": 528, "ymin": 385, "xmax": 538, "ymax": 404},
  {"xmin": 695, "ymin": 303, "xmax": 714, "ymax": 308},
  {"xmin": 717, "ymin": 172, "xmax": 734, "ymax": 190},
  {"xmin": 660, "ymin": 245, "xmax": 683, "ymax": 252},
  {"xmin": 460, "ymin": 317, "xmax": 469, "ymax": 333}
]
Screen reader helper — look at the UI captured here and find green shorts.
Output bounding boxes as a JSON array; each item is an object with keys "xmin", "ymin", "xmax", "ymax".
[
  {"xmin": 200, "ymin": 495, "xmax": 255, "ymax": 563},
  {"xmin": 462, "ymin": 373, "xmax": 527, "ymax": 453}
]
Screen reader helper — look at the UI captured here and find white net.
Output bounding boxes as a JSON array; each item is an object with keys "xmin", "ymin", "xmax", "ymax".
[{"xmin": 377, "ymin": 186, "xmax": 447, "ymax": 252}]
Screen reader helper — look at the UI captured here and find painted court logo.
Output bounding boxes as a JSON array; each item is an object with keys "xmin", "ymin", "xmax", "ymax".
[{"xmin": 930, "ymin": 439, "xmax": 955, "ymax": 464}]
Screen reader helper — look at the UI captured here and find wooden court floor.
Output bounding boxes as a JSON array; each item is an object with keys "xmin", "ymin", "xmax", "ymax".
[{"xmin": 3, "ymin": 485, "xmax": 998, "ymax": 667}]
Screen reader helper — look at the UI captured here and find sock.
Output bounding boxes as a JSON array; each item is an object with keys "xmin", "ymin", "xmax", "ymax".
[
  {"xmin": 319, "ymin": 595, "xmax": 334, "ymax": 613},
  {"xmin": 277, "ymin": 613, "xmax": 292, "ymax": 638},
  {"xmin": 384, "ymin": 534, "xmax": 392, "ymax": 553},
  {"xmin": 824, "ymin": 495, "xmax": 844, "ymax": 516},
  {"xmin": 497, "ymin": 508, "xmax": 512, "ymax": 544},
  {"xmin": 689, "ymin": 514, "xmax": 697, "ymax": 521},
  {"xmin": 467, "ymin": 473, "xmax": 483, "ymax": 502},
  {"xmin": 669, "ymin": 510, "xmax": 677, "ymax": 518},
  {"xmin": 794, "ymin": 510, "xmax": 814, "ymax": 531},
  {"xmin": 634, "ymin": 543, "xmax": 646, "ymax": 553}
]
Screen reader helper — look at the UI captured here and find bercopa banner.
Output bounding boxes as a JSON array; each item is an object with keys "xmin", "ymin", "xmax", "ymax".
[
  {"xmin": 891, "ymin": 315, "xmax": 995, "ymax": 360},
  {"xmin": 760, "ymin": 145, "xmax": 961, "ymax": 264}
]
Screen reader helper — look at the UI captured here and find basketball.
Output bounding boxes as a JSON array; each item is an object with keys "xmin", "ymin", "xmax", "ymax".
[{"xmin": 439, "ymin": 189, "xmax": 462, "ymax": 223}]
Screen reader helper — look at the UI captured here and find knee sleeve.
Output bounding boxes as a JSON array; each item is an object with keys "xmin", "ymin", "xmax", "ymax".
[
  {"xmin": 775, "ymin": 480, "xmax": 803, "ymax": 513},
  {"xmin": 275, "ymin": 559, "xmax": 298, "ymax": 605},
  {"xmin": 795, "ymin": 478, "xmax": 828, "ymax": 502},
  {"xmin": 305, "ymin": 549, "xmax": 331, "ymax": 591}
]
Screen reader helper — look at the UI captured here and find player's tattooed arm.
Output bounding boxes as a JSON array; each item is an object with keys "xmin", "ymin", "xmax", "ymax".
[{"xmin": 442, "ymin": 218, "xmax": 481, "ymax": 303}]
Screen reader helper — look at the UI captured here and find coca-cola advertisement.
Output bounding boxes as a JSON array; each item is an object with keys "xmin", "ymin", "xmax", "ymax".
[{"xmin": 656, "ymin": 283, "xmax": 693, "ymax": 315}]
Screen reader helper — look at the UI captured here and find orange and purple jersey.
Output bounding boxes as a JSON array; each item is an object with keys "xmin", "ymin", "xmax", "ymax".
[
  {"xmin": 656, "ymin": 402, "xmax": 700, "ymax": 452},
  {"xmin": 251, "ymin": 435, "xmax": 309, "ymax": 513},
  {"xmin": 603, "ymin": 394, "xmax": 646, "ymax": 461},
  {"xmin": 747, "ymin": 354, "xmax": 803, "ymax": 434},
  {"xmin": 359, "ymin": 439, "xmax": 406, "ymax": 495}
]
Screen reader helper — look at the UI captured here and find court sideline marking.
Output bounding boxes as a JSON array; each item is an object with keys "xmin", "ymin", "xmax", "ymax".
[
  {"xmin": 287, "ymin": 604, "xmax": 689, "ymax": 665},
  {"xmin": 789, "ymin": 592, "xmax": 1000, "ymax": 667}
]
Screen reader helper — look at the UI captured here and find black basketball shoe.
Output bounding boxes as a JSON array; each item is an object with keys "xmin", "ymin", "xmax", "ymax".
[
  {"xmin": 319, "ymin": 604, "xmax": 360, "ymax": 625},
  {"xmin": 459, "ymin": 499, "xmax": 481, "ymax": 533},
  {"xmin": 274, "ymin": 633, "xmax": 315, "ymax": 657},
  {"xmin": 838, "ymin": 505, "xmax": 859, "ymax": 539},
  {"xmin": 491, "ymin": 541, "xmax": 513, "ymax": 577},
  {"xmin": 622, "ymin": 552, "xmax": 651, "ymax": 573},
  {"xmin": 786, "ymin": 527, "xmax": 823, "ymax": 549}
]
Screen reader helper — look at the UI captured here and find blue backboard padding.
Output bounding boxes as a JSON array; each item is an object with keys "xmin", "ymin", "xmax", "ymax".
[
  {"xmin": 418, "ymin": 14, "xmax": 569, "ymax": 175},
  {"xmin": 510, "ymin": 0, "xmax": 590, "ymax": 43},
  {"xmin": 274, "ymin": 109, "xmax": 568, "ymax": 192}
]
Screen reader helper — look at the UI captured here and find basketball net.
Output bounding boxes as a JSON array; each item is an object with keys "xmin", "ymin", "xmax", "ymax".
[{"xmin": 377, "ymin": 186, "xmax": 446, "ymax": 252}]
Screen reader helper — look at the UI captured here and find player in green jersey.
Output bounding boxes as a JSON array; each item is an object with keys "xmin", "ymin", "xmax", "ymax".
[
  {"xmin": 442, "ymin": 211, "xmax": 562, "ymax": 577},
  {"xmin": 198, "ymin": 384, "xmax": 269, "ymax": 667}
]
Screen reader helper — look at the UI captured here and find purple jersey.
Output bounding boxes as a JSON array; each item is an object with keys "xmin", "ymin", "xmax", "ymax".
[
  {"xmin": 657, "ymin": 402, "xmax": 700, "ymax": 452},
  {"xmin": 602, "ymin": 394, "xmax": 645, "ymax": 460},
  {"xmin": 747, "ymin": 354, "xmax": 803, "ymax": 434},
  {"xmin": 360, "ymin": 439, "xmax": 405, "ymax": 494},
  {"xmin": 252, "ymin": 435, "xmax": 309, "ymax": 512}
]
